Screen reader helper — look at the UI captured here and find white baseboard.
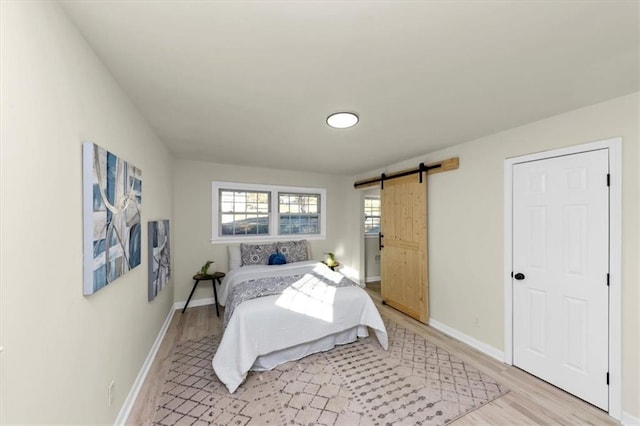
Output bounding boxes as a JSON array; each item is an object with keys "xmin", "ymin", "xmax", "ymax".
[
  {"xmin": 114, "ymin": 306, "xmax": 175, "ymax": 426},
  {"xmin": 428, "ymin": 318, "xmax": 504, "ymax": 362},
  {"xmin": 365, "ymin": 276, "xmax": 380, "ymax": 283},
  {"xmin": 622, "ymin": 411, "xmax": 640, "ymax": 426},
  {"xmin": 174, "ymin": 297, "xmax": 215, "ymax": 311}
]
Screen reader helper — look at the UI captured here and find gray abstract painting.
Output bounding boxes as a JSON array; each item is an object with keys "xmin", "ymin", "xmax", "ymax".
[
  {"xmin": 82, "ymin": 142, "xmax": 142, "ymax": 295},
  {"xmin": 148, "ymin": 220, "xmax": 170, "ymax": 301}
]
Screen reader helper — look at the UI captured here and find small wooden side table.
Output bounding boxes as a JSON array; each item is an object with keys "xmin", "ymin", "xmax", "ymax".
[{"xmin": 183, "ymin": 271, "xmax": 226, "ymax": 316}]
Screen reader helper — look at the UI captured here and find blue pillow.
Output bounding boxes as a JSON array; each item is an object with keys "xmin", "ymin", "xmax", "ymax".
[{"xmin": 268, "ymin": 252, "xmax": 286, "ymax": 265}]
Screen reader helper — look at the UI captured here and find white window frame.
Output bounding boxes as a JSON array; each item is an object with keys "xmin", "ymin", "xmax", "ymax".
[{"xmin": 211, "ymin": 181, "xmax": 326, "ymax": 243}]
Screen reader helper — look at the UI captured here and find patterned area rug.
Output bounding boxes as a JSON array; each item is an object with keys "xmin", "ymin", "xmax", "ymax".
[{"xmin": 153, "ymin": 319, "xmax": 508, "ymax": 425}]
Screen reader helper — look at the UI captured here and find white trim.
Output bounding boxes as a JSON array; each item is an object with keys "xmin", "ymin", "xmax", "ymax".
[
  {"xmin": 503, "ymin": 137, "xmax": 622, "ymax": 420},
  {"xmin": 174, "ymin": 297, "xmax": 216, "ymax": 311},
  {"xmin": 622, "ymin": 411, "xmax": 640, "ymax": 426},
  {"xmin": 115, "ymin": 307, "xmax": 175, "ymax": 426},
  {"xmin": 608, "ymin": 139, "xmax": 623, "ymax": 420},
  {"xmin": 503, "ymin": 154, "xmax": 514, "ymax": 365},
  {"xmin": 429, "ymin": 318, "xmax": 504, "ymax": 362},
  {"xmin": 211, "ymin": 181, "xmax": 327, "ymax": 243},
  {"xmin": 365, "ymin": 276, "xmax": 381, "ymax": 283}
]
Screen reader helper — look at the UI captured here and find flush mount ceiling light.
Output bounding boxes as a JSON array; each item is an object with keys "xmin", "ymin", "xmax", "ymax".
[{"xmin": 326, "ymin": 112, "xmax": 359, "ymax": 129}]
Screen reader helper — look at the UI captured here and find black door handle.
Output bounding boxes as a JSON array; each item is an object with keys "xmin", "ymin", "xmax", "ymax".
[
  {"xmin": 513, "ymin": 272, "xmax": 525, "ymax": 280},
  {"xmin": 379, "ymin": 233, "xmax": 384, "ymax": 250}
]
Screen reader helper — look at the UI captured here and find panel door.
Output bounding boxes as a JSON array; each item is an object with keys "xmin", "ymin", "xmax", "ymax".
[
  {"xmin": 513, "ymin": 149, "xmax": 609, "ymax": 410},
  {"xmin": 380, "ymin": 174, "xmax": 428, "ymax": 323}
]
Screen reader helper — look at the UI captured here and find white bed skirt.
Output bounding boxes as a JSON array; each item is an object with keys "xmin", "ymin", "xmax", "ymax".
[{"xmin": 251, "ymin": 325, "xmax": 365, "ymax": 371}]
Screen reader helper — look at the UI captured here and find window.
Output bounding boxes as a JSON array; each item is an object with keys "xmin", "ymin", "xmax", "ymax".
[
  {"xmin": 279, "ymin": 193, "xmax": 320, "ymax": 235},
  {"xmin": 364, "ymin": 197, "xmax": 381, "ymax": 234},
  {"xmin": 219, "ymin": 190, "xmax": 270, "ymax": 236},
  {"xmin": 212, "ymin": 181, "xmax": 326, "ymax": 242}
]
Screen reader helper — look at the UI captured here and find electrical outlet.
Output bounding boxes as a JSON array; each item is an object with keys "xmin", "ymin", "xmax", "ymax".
[
  {"xmin": 108, "ymin": 380, "xmax": 115, "ymax": 407},
  {"xmin": 473, "ymin": 317, "xmax": 480, "ymax": 327},
  {"xmin": 374, "ymin": 254, "xmax": 381, "ymax": 262}
]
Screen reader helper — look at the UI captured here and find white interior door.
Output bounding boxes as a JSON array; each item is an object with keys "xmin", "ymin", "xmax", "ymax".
[{"xmin": 512, "ymin": 149, "xmax": 609, "ymax": 410}]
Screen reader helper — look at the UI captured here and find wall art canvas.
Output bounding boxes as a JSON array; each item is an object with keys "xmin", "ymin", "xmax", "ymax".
[
  {"xmin": 83, "ymin": 142, "xmax": 142, "ymax": 295},
  {"xmin": 148, "ymin": 220, "xmax": 170, "ymax": 301}
]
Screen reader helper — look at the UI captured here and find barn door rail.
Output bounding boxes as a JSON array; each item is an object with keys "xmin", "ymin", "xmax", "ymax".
[{"xmin": 353, "ymin": 157, "xmax": 459, "ymax": 189}]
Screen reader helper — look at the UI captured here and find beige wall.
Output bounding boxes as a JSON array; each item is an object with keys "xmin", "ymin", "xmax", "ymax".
[
  {"xmin": 173, "ymin": 159, "xmax": 353, "ymax": 304},
  {"xmin": 0, "ymin": 2, "xmax": 174, "ymax": 424},
  {"xmin": 349, "ymin": 92, "xmax": 639, "ymax": 417}
]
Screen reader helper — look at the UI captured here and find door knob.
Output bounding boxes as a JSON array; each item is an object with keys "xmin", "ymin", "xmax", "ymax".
[{"xmin": 513, "ymin": 272, "xmax": 525, "ymax": 280}]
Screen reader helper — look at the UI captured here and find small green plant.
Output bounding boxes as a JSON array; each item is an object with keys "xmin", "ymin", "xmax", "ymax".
[
  {"xmin": 199, "ymin": 260, "xmax": 214, "ymax": 275},
  {"xmin": 324, "ymin": 252, "xmax": 337, "ymax": 267}
]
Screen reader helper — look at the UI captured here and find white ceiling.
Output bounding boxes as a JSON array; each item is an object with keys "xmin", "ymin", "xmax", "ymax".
[{"xmin": 60, "ymin": 1, "xmax": 639, "ymax": 175}]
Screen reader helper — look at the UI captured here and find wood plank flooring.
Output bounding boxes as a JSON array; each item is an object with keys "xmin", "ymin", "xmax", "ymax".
[{"xmin": 127, "ymin": 284, "xmax": 616, "ymax": 425}]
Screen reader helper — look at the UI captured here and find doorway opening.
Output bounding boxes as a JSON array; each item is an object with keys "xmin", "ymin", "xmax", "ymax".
[{"xmin": 363, "ymin": 189, "xmax": 381, "ymax": 287}]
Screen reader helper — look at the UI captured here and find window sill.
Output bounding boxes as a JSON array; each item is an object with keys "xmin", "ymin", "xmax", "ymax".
[{"xmin": 210, "ymin": 234, "xmax": 326, "ymax": 244}]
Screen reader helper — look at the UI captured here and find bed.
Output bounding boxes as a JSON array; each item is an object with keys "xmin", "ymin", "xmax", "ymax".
[{"xmin": 212, "ymin": 243, "xmax": 388, "ymax": 393}]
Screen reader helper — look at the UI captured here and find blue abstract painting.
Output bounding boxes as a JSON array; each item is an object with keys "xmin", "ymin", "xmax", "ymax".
[
  {"xmin": 83, "ymin": 142, "xmax": 142, "ymax": 295},
  {"xmin": 148, "ymin": 220, "xmax": 170, "ymax": 301}
]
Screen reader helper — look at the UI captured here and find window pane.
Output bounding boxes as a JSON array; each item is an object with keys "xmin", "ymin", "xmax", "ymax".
[
  {"xmin": 364, "ymin": 197, "xmax": 381, "ymax": 234},
  {"xmin": 280, "ymin": 213, "xmax": 319, "ymax": 235},
  {"xmin": 221, "ymin": 213, "xmax": 270, "ymax": 236},
  {"xmin": 278, "ymin": 192, "xmax": 321, "ymax": 235},
  {"xmin": 219, "ymin": 190, "xmax": 270, "ymax": 236},
  {"xmin": 364, "ymin": 217, "xmax": 381, "ymax": 234}
]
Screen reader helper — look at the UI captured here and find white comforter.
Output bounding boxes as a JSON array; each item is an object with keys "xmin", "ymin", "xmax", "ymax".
[{"xmin": 212, "ymin": 261, "xmax": 388, "ymax": 393}]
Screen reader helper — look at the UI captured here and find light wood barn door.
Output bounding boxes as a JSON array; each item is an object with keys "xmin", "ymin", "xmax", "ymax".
[{"xmin": 380, "ymin": 173, "xmax": 429, "ymax": 323}]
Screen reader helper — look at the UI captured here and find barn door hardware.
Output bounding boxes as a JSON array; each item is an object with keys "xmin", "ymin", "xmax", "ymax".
[{"xmin": 354, "ymin": 157, "xmax": 459, "ymax": 189}]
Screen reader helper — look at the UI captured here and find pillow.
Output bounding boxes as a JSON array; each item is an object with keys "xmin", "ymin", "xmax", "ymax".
[
  {"xmin": 268, "ymin": 252, "xmax": 287, "ymax": 265},
  {"xmin": 240, "ymin": 243, "xmax": 277, "ymax": 266},
  {"xmin": 227, "ymin": 245, "xmax": 241, "ymax": 270},
  {"xmin": 277, "ymin": 240, "xmax": 309, "ymax": 263}
]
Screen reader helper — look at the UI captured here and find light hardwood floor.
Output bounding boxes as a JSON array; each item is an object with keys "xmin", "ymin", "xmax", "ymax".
[{"xmin": 127, "ymin": 284, "xmax": 617, "ymax": 425}]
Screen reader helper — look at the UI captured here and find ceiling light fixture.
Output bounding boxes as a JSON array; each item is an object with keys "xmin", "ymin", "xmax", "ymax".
[{"xmin": 326, "ymin": 112, "xmax": 359, "ymax": 129}]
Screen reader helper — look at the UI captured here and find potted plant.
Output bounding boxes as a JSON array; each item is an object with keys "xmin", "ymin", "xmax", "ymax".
[
  {"xmin": 198, "ymin": 260, "xmax": 215, "ymax": 276},
  {"xmin": 324, "ymin": 252, "xmax": 338, "ymax": 268}
]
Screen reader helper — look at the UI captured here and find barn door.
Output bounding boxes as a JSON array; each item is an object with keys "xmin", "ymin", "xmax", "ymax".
[
  {"xmin": 380, "ymin": 173, "xmax": 429, "ymax": 323},
  {"xmin": 512, "ymin": 149, "xmax": 609, "ymax": 410}
]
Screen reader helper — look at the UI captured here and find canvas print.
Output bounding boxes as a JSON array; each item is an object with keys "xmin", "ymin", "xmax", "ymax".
[
  {"xmin": 148, "ymin": 220, "xmax": 170, "ymax": 301},
  {"xmin": 83, "ymin": 142, "xmax": 142, "ymax": 295}
]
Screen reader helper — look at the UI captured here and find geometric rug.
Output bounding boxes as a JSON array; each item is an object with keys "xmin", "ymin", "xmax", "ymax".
[{"xmin": 152, "ymin": 318, "xmax": 508, "ymax": 425}]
